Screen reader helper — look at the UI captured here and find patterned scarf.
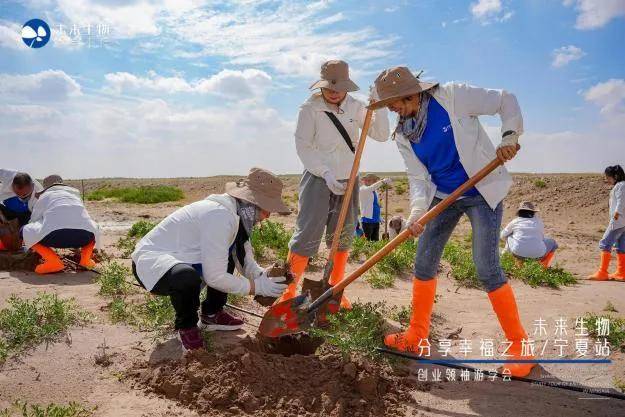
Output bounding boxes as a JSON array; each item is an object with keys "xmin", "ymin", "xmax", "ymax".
[
  {"xmin": 236, "ymin": 199, "xmax": 260, "ymax": 236},
  {"xmin": 393, "ymin": 92, "xmax": 431, "ymax": 144}
]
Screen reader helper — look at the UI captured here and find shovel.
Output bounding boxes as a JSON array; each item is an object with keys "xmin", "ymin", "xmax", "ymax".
[
  {"xmin": 259, "ymin": 155, "xmax": 509, "ymax": 338},
  {"xmin": 320, "ymin": 109, "xmax": 373, "ymax": 288}
]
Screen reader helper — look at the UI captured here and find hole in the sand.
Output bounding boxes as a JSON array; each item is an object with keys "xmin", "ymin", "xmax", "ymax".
[{"xmin": 254, "ymin": 332, "xmax": 324, "ymax": 356}]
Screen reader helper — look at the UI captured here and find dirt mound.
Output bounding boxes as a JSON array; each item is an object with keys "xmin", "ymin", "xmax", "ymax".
[
  {"xmin": 130, "ymin": 337, "xmax": 421, "ymax": 417},
  {"xmin": 0, "ymin": 251, "xmax": 41, "ymax": 271}
]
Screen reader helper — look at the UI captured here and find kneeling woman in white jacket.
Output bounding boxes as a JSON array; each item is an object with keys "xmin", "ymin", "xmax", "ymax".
[
  {"xmin": 131, "ymin": 168, "xmax": 290, "ymax": 351},
  {"xmin": 22, "ymin": 175, "xmax": 99, "ymax": 274},
  {"xmin": 500, "ymin": 201, "xmax": 558, "ymax": 268}
]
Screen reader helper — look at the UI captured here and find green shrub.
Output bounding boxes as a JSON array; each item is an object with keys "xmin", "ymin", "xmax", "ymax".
[
  {"xmin": 500, "ymin": 252, "xmax": 577, "ymax": 288},
  {"xmin": 350, "ymin": 238, "xmax": 416, "ymax": 289},
  {"xmin": 0, "ymin": 401, "xmax": 94, "ymax": 417},
  {"xmin": 250, "ymin": 220, "xmax": 292, "ymax": 260},
  {"xmin": 534, "ymin": 179, "xmax": 547, "ymax": 188},
  {"xmin": 0, "ymin": 293, "xmax": 88, "ymax": 364},
  {"xmin": 86, "ymin": 186, "xmax": 184, "ymax": 204},
  {"xmin": 394, "ymin": 180, "xmax": 407, "ymax": 196},
  {"xmin": 96, "ymin": 261, "xmax": 133, "ymax": 297},
  {"xmin": 585, "ymin": 314, "xmax": 625, "ymax": 352},
  {"xmin": 442, "ymin": 241, "xmax": 481, "ymax": 288},
  {"xmin": 310, "ymin": 302, "xmax": 387, "ymax": 360},
  {"xmin": 116, "ymin": 220, "xmax": 157, "ymax": 258}
]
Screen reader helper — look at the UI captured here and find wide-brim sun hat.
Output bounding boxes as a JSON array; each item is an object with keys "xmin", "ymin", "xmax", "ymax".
[
  {"xmin": 310, "ymin": 59, "xmax": 359, "ymax": 93},
  {"xmin": 225, "ymin": 167, "xmax": 291, "ymax": 215},
  {"xmin": 368, "ymin": 66, "xmax": 438, "ymax": 110},
  {"xmin": 362, "ymin": 173, "xmax": 380, "ymax": 182},
  {"xmin": 518, "ymin": 201, "xmax": 540, "ymax": 212}
]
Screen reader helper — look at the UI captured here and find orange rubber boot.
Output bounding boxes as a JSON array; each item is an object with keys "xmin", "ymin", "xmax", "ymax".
[
  {"xmin": 609, "ymin": 253, "xmax": 625, "ymax": 281},
  {"xmin": 276, "ymin": 252, "xmax": 309, "ymax": 303},
  {"xmin": 539, "ymin": 251, "xmax": 555, "ymax": 269},
  {"xmin": 31, "ymin": 243, "xmax": 64, "ymax": 274},
  {"xmin": 79, "ymin": 240, "xmax": 96, "ymax": 268},
  {"xmin": 488, "ymin": 283, "xmax": 536, "ymax": 377},
  {"xmin": 588, "ymin": 251, "xmax": 611, "ymax": 281},
  {"xmin": 329, "ymin": 250, "xmax": 352, "ymax": 309},
  {"xmin": 384, "ymin": 278, "xmax": 436, "ymax": 352}
]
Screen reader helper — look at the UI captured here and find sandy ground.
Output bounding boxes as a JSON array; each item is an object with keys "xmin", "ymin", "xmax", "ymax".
[{"xmin": 1, "ymin": 173, "xmax": 625, "ymax": 416}]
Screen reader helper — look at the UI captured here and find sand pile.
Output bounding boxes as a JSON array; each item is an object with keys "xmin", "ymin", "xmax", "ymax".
[{"xmin": 131, "ymin": 337, "xmax": 421, "ymax": 417}]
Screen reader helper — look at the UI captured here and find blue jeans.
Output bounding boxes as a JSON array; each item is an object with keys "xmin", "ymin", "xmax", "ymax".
[
  {"xmin": 414, "ymin": 194, "xmax": 507, "ymax": 293},
  {"xmin": 599, "ymin": 227, "xmax": 625, "ymax": 253}
]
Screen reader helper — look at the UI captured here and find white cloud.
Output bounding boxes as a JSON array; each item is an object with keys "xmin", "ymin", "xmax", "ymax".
[
  {"xmin": 584, "ymin": 79, "xmax": 625, "ymax": 125},
  {"xmin": 166, "ymin": 1, "xmax": 396, "ymax": 78},
  {"xmin": 551, "ymin": 45, "xmax": 586, "ymax": 68},
  {"xmin": 0, "ymin": 70, "xmax": 82, "ymax": 101},
  {"xmin": 0, "ymin": 20, "xmax": 24, "ymax": 50},
  {"xmin": 470, "ymin": 0, "xmax": 513, "ymax": 24},
  {"xmin": 564, "ymin": 0, "xmax": 625, "ymax": 30},
  {"xmin": 104, "ymin": 69, "xmax": 272, "ymax": 99}
]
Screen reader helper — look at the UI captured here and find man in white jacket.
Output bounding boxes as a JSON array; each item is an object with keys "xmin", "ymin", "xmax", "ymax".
[
  {"xmin": 279, "ymin": 60, "xmax": 390, "ymax": 307},
  {"xmin": 132, "ymin": 167, "xmax": 290, "ymax": 351},
  {"xmin": 369, "ymin": 66, "xmax": 534, "ymax": 377},
  {"xmin": 22, "ymin": 175, "xmax": 99, "ymax": 274},
  {"xmin": 0, "ymin": 169, "xmax": 42, "ymax": 228}
]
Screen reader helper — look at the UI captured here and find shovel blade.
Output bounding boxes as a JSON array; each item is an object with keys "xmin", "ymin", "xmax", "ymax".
[{"xmin": 258, "ymin": 292, "xmax": 313, "ymax": 338}]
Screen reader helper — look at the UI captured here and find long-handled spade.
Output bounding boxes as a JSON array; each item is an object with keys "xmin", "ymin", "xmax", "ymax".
[
  {"xmin": 259, "ymin": 155, "xmax": 510, "ymax": 338},
  {"xmin": 312, "ymin": 108, "xmax": 374, "ymax": 313}
]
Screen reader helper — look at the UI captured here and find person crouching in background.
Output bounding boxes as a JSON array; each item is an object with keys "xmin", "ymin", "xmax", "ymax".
[
  {"xmin": 500, "ymin": 201, "xmax": 558, "ymax": 268},
  {"xmin": 589, "ymin": 165, "xmax": 625, "ymax": 281},
  {"xmin": 22, "ymin": 175, "xmax": 100, "ymax": 274},
  {"xmin": 359, "ymin": 174, "xmax": 392, "ymax": 241}
]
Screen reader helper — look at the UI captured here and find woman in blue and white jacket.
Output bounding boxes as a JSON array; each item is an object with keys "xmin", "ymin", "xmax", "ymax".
[{"xmin": 369, "ymin": 66, "xmax": 533, "ymax": 377}]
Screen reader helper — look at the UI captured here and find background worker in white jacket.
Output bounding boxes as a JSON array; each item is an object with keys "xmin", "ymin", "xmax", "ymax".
[
  {"xmin": 500, "ymin": 201, "xmax": 558, "ymax": 268},
  {"xmin": 22, "ymin": 175, "xmax": 100, "ymax": 274},
  {"xmin": 280, "ymin": 60, "xmax": 390, "ymax": 307},
  {"xmin": 589, "ymin": 165, "xmax": 625, "ymax": 281},
  {"xmin": 131, "ymin": 168, "xmax": 290, "ymax": 351},
  {"xmin": 370, "ymin": 66, "xmax": 534, "ymax": 377},
  {"xmin": 0, "ymin": 168, "xmax": 42, "ymax": 228},
  {"xmin": 359, "ymin": 173, "xmax": 392, "ymax": 241}
]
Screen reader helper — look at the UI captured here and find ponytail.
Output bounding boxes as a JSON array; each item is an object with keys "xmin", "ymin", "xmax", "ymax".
[{"xmin": 605, "ymin": 165, "xmax": 625, "ymax": 183}]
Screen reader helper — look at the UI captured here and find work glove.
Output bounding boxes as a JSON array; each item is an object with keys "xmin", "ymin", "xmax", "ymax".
[
  {"xmin": 323, "ymin": 171, "xmax": 347, "ymax": 195},
  {"xmin": 253, "ymin": 272, "xmax": 287, "ymax": 297},
  {"xmin": 496, "ymin": 131, "xmax": 519, "ymax": 162},
  {"xmin": 383, "ymin": 178, "xmax": 393, "ymax": 185},
  {"xmin": 407, "ymin": 208, "xmax": 425, "ymax": 237}
]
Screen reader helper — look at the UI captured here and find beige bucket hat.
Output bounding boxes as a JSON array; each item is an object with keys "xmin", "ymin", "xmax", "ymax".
[
  {"xmin": 362, "ymin": 173, "xmax": 380, "ymax": 182},
  {"xmin": 43, "ymin": 174, "xmax": 63, "ymax": 189},
  {"xmin": 368, "ymin": 66, "xmax": 438, "ymax": 110},
  {"xmin": 225, "ymin": 167, "xmax": 290, "ymax": 214},
  {"xmin": 310, "ymin": 60, "xmax": 359, "ymax": 92},
  {"xmin": 518, "ymin": 201, "xmax": 539, "ymax": 212}
]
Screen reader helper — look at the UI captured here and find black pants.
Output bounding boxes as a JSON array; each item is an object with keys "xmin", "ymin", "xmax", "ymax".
[
  {"xmin": 0, "ymin": 204, "xmax": 30, "ymax": 227},
  {"xmin": 132, "ymin": 263, "xmax": 228, "ymax": 330},
  {"xmin": 39, "ymin": 229, "xmax": 94, "ymax": 248},
  {"xmin": 362, "ymin": 222, "xmax": 380, "ymax": 241}
]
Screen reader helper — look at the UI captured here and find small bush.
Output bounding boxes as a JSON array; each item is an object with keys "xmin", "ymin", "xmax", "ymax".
[
  {"xmin": 116, "ymin": 220, "xmax": 157, "ymax": 258},
  {"xmin": 310, "ymin": 302, "xmax": 387, "ymax": 360},
  {"xmin": 394, "ymin": 180, "xmax": 407, "ymax": 196},
  {"xmin": 0, "ymin": 401, "xmax": 94, "ymax": 417},
  {"xmin": 500, "ymin": 252, "xmax": 577, "ymax": 288},
  {"xmin": 250, "ymin": 220, "xmax": 292, "ymax": 260},
  {"xmin": 86, "ymin": 185, "xmax": 184, "ymax": 204},
  {"xmin": 365, "ymin": 269, "xmax": 395, "ymax": 289},
  {"xmin": 350, "ymin": 238, "xmax": 416, "ymax": 288},
  {"xmin": 585, "ymin": 314, "xmax": 625, "ymax": 353},
  {"xmin": 96, "ymin": 261, "xmax": 133, "ymax": 297},
  {"xmin": 442, "ymin": 241, "xmax": 481, "ymax": 288},
  {"xmin": 0, "ymin": 293, "xmax": 88, "ymax": 363},
  {"xmin": 534, "ymin": 179, "xmax": 547, "ymax": 188}
]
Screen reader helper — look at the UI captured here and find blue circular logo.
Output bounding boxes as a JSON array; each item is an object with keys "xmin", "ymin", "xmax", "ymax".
[{"xmin": 21, "ymin": 19, "xmax": 51, "ymax": 48}]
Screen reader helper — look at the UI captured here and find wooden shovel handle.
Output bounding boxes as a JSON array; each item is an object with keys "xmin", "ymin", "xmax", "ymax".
[
  {"xmin": 319, "ymin": 156, "xmax": 507, "ymax": 303},
  {"xmin": 323, "ymin": 108, "xmax": 373, "ymax": 283}
]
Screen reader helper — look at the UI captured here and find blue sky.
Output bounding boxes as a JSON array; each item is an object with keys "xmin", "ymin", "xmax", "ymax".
[{"xmin": 0, "ymin": 0, "xmax": 624, "ymax": 178}]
